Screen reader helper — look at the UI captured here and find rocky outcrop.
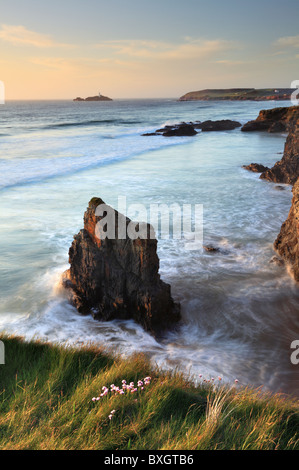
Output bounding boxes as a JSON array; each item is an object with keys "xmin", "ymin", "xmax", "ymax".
[
  {"xmin": 242, "ymin": 163, "xmax": 270, "ymax": 173},
  {"xmin": 260, "ymin": 118, "xmax": 299, "ymax": 184},
  {"xmin": 274, "ymin": 178, "xmax": 299, "ymax": 281},
  {"xmin": 63, "ymin": 198, "xmax": 180, "ymax": 333},
  {"xmin": 241, "ymin": 106, "xmax": 299, "ymax": 133},
  {"xmin": 195, "ymin": 120, "xmax": 241, "ymax": 131},
  {"xmin": 73, "ymin": 94, "xmax": 113, "ymax": 102},
  {"xmin": 142, "ymin": 119, "xmax": 241, "ymax": 137},
  {"xmin": 142, "ymin": 122, "xmax": 197, "ymax": 137},
  {"xmin": 240, "ymin": 107, "xmax": 299, "ymax": 184}
]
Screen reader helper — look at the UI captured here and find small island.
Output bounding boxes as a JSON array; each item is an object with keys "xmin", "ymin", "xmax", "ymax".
[
  {"xmin": 73, "ymin": 92, "xmax": 113, "ymax": 102},
  {"xmin": 179, "ymin": 88, "xmax": 295, "ymax": 101}
]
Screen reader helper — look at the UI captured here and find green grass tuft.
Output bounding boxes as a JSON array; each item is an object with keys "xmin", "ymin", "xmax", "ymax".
[{"xmin": 0, "ymin": 334, "xmax": 298, "ymax": 450}]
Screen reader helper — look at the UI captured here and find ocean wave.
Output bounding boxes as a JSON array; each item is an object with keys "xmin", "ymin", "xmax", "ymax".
[
  {"xmin": 42, "ymin": 119, "xmax": 143, "ymax": 130},
  {"xmin": 0, "ymin": 136, "xmax": 187, "ymax": 191}
]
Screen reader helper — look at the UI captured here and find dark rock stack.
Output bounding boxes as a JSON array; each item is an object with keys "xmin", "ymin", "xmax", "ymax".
[{"xmin": 63, "ymin": 198, "xmax": 180, "ymax": 333}]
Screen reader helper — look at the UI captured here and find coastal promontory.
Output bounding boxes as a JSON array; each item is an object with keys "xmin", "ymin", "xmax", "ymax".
[
  {"xmin": 62, "ymin": 198, "xmax": 180, "ymax": 333},
  {"xmin": 179, "ymin": 88, "xmax": 295, "ymax": 101}
]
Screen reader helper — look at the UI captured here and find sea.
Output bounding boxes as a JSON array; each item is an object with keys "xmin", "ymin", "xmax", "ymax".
[{"xmin": 0, "ymin": 98, "xmax": 298, "ymax": 396}]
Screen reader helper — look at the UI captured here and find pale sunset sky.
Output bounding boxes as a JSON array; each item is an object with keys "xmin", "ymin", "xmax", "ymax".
[{"xmin": 0, "ymin": 0, "xmax": 299, "ymax": 99}]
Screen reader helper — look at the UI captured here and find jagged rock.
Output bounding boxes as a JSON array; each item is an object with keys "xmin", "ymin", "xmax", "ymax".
[
  {"xmin": 260, "ymin": 118, "xmax": 299, "ymax": 184},
  {"xmin": 274, "ymin": 178, "xmax": 299, "ymax": 281},
  {"xmin": 142, "ymin": 122, "xmax": 197, "ymax": 137},
  {"xmin": 242, "ymin": 163, "xmax": 270, "ymax": 173},
  {"xmin": 162, "ymin": 123, "xmax": 197, "ymax": 136},
  {"xmin": 62, "ymin": 198, "xmax": 180, "ymax": 333},
  {"xmin": 241, "ymin": 106, "xmax": 299, "ymax": 132},
  {"xmin": 142, "ymin": 119, "xmax": 241, "ymax": 137},
  {"xmin": 195, "ymin": 119, "xmax": 241, "ymax": 131},
  {"xmin": 203, "ymin": 245, "xmax": 220, "ymax": 253}
]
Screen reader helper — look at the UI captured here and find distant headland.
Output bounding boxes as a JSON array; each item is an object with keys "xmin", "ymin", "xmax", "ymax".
[
  {"xmin": 73, "ymin": 92, "xmax": 112, "ymax": 102},
  {"xmin": 179, "ymin": 88, "xmax": 295, "ymax": 101}
]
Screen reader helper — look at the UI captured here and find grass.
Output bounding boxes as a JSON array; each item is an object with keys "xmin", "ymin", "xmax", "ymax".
[{"xmin": 0, "ymin": 334, "xmax": 298, "ymax": 450}]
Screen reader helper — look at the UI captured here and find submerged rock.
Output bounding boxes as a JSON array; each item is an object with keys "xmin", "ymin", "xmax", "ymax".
[
  {"xmin": 270, "ymin": 256, "xmax": 285, "ymax": 267},
  {"xmin": 274, "ymin": 178, "xmax": 299, "ymax": 282},
  {"xmin": 63, "ymin": 198, "xmax": 181, "ymax": 333},
  {"xmin": 203, "ymin": 245, "xmax": 220, "ymax": 253}
]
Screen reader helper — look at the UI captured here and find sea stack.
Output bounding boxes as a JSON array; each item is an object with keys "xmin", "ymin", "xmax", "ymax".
[{"xmin": 63, "ymin": 198, "xmax": 181, "ymax": 333}]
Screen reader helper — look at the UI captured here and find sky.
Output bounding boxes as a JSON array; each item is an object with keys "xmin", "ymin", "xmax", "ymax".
[{"xmin": 0, "ymin": 0, "xmax": 299, "ymax": 99}]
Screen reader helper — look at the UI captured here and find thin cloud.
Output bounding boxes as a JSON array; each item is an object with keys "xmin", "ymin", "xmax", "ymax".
[
  {"xmin": 274, "ymin": 35, "xmax": 299, "ymax": 48},
  {"xmin": 0, "ymin": 24, "xmax": 72, "ymax": 48},
  {"xmin": 213, "ymin": 59, "xmax": 248, "ymax": 65},
  {"xmin": 94, "ymin": 38, "xmax": 236, "ymax": 60}
]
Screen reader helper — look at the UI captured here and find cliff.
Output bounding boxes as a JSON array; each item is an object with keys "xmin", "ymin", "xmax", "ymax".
[
  {"xmin": 63, "ymin": 198, "xmax": 180, "ymax": 333},
  {"xmin": 179, "ymin": 88, "xmax": 295, "ymax": 102},
  {"xmin": 241, "ymin": 106, "xmax": 299, "ymax": 133},
  {"xmin": 260, "ymin": 117, "xmax": 299, "ymax": 184},
  {"xmin": 274, "ymin": 178, "xmax": 299, "ymax": 281},
  {"xmin": 241, "ymin": 107, "xmax": 299, "ymax": 185}
]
